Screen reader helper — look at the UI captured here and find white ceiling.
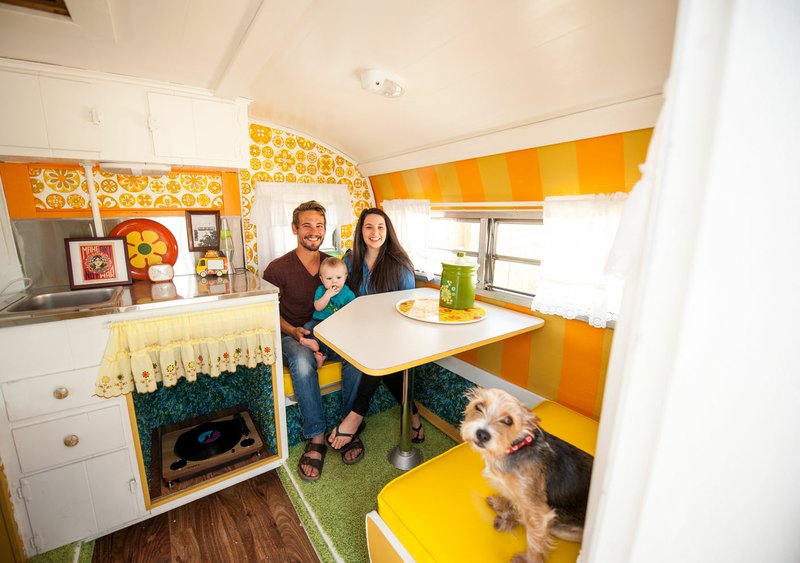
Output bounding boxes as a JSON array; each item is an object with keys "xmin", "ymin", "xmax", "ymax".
[{"xmin": 0, "ymin": 0, "xmax": 679, "ymax": 170}]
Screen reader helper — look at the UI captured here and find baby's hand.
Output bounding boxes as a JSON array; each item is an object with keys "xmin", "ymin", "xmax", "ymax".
[{"xmin": 325, "ymin": 285, "xmax": 341, "ymax": 296}]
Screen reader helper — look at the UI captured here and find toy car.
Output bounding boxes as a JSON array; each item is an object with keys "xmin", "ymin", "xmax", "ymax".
[{"xmin": 196, "ymin": 250, "xmax": 229, "ymax": 277}]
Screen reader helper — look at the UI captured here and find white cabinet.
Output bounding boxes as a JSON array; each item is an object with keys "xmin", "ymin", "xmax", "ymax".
[
  {"xmin": 0, "ymin": 316, "xmax": 144, "ymax": 557},
  {"xmin": 21, "ymin": 449, "xmax": 139, "ymax": 554},
  {"xmin": 0, "ymin": 70, "xmax": 49, "ymax": 149},
  {"xmin": 148, "ymin": 92, "xmax": 247, "ymax": 165},
  {"xmin": 39, "ymin": 76, "xmax": 101, "ymax": 153},
  {"xmin": 0, "ymin": 62, "xmax": 250, "ymax": 168}
]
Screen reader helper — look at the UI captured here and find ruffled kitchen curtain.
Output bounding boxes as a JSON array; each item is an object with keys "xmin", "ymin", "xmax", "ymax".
[
  {"xmin": 382, "ymin": 199, "xmax": 433, "ymax": 278},
  {"xmin": 532, "ymin": 193, "xmax": 627, "ymax": 328},
  {"xmin": 250, "ymin": 182, "xmax": 354, "ymax": 276},
  {"xmin": 96, "ymin": 302, "xmax": 276, "ymax": 397}
]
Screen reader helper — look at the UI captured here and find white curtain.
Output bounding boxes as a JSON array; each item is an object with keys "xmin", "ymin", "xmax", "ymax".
[
  {"xmin": 0, "ymin": 177, "xmax": 25, "ymax": 294},
  {"xmin": 382, "ymin": 199, "xmax": 432, "ymax": 277},
  {"xmin": 250, "ymin": 182, "xmax": 354, "ymax": 276},
  {"xmin": 532, "ymin": 193, "xmax": 627, "ymax": 328}
]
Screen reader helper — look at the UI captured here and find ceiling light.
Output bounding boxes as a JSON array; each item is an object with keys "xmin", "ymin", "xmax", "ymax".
[{"xmin": 360, "ymin": 69, "xmax": 406, "ymax": 98}]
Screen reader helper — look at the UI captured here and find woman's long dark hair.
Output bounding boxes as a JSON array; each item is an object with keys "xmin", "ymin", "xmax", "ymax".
[{"xmin": 347, "ymin": 208, "xmax": 414, "ymax": 295}]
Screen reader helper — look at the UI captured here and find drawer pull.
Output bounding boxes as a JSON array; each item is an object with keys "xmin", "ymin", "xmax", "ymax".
[
  {"xmin": 63, "ymin": 435, "xmax": 80, "ymax": 447},
  {"xmin": 53, "ymin": 387, "xmax": 70, "ymax": 400}
]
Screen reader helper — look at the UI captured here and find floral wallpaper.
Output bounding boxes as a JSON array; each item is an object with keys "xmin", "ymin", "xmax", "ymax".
[
  {"xmin": 239, "ymin": 123, "xmax": 374, "ymax": 272},
  {"xmin": 28, "ymin": 167, "xmax": 223, "ymax": 210}
]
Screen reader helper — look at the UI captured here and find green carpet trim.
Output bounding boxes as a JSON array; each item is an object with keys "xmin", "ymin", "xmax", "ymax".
[
  {"xmin": 279, "ymin": 405, "xmax": 457, "ymax": 563},
  {"xmin": 28, "ymin": 540, "xmax": 93, "ymax": 563}
]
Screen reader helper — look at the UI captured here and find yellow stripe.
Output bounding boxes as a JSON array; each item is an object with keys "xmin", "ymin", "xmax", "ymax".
[
  {"xmin": 537, "ymin": 141, "xmax": 579, "ymax": 197},
  {"xmin": 558, "ymin": 320, "xmax": 604, "ymax": 418},
  {"xmin": 370, "ymin": 174, "xmax": 394, "ymax": 204},
  {"xmin": 401, "ymin": 169, "xmax": 426, "ymax": 199},
  {"xmin": 476, "ymin": 341, "xmax": 503, "ymax": 378},
  {"xmin": 476, "ymin": 154, "xmax": 513, "ymax": 202},
  {"xmin": 434, "ymin": 162, "xmax": 462, "ymax": 203},
  {"xmin": 623, "ymin": 128, "xmax": 654, "ymax": 191},
  {"xmin": 529, "ymin": 313, "xmax": 565, "ymax": 400}
]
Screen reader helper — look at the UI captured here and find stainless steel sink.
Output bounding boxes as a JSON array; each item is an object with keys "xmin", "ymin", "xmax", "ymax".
[{"xmin": 5, "ymin": 287, "xmax": 122, "ymax": 313}]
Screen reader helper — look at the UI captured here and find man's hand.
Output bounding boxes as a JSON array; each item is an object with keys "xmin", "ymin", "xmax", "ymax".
[{"xmin": 291, "ymin": 326, "xmax": 310, "ymax": 342}]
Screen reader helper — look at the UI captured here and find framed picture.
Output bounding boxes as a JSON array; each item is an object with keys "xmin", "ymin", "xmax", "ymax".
[
  {"xmin": 185, "ymin": 210, "xmax": 220, "ymax": 252},
  {"xmin": 64, "ymin": 237, "xmax": 133, "ymax": 290}
]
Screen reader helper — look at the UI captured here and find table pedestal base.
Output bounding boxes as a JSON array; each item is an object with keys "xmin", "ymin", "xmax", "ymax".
[{"xmin": 388, "ymin": 445, "xmax": 424, "ymax": 471}]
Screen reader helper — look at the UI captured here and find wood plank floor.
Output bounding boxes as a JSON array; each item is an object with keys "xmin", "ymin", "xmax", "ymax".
[{"xmin": 93, "ymin": 471, "xmax": 319, "ymax": 563}]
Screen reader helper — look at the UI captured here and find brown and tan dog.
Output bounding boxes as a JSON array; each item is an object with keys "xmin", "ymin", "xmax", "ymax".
[{"xmin": 460, "ymin": 388, "xmax": 594, "ymax": 563}]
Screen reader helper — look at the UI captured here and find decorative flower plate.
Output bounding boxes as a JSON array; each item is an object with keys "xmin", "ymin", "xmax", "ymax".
[
  {"xmin": 109, "ymin": 219, "xmax": 179, "ymax": 280},
  {"xmin": 396, "ymin": 298, "xmax": 487, "ymax": 324}
]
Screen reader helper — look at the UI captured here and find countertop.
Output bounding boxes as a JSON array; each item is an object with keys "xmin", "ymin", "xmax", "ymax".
[{"xmin": 0, "ymin": 271, "xmax": 278, "ymax": 328}]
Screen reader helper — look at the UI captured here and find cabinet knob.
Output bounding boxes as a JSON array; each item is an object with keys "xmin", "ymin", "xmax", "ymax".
[
  {"xmin": 63, "ymin": 435, "xmax": 80, "ymax": 447},
  {"xmin": 53, "ymin": 387, "xmax": 69, "ymax": 400}
]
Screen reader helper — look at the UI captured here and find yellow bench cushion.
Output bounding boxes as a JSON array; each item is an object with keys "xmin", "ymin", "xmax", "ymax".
[
  {"xmin": 283, "ymin": 360, "xmax": 342, "ymax": 397},
  {"xmin": 377, "ymin": 400, "xmax": 598, "ymax": 563}
]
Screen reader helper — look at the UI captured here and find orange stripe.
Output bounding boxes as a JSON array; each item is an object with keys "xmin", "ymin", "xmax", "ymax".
[
  {"xmin": 456, "ymin": 348, "xmax": 479, "ymax": 366},
  {"xmin": 506, "ymin": 147, "xmax": 543, "ymax": 201},
  {"xmin": 416, "ymin": 166, "xmax": 443, "ymax": 203},
  {"xmin": 576, "ymin": 134, "xmax": 625, "ymax": 194},
  {"xmin": 388, "ymin": 172, "xmax": 409, "ymax": 199},
  {"xmin": 453, "ymin": 159, "xmax": 485, "ymax": 202},
  {"xmin": 0, "ymin": 163, "xmax": 37, "ymax": 218},
  {"xmin": 557, "ymin": 320, "xmax": 604, "ymax": 417},
  {"xmin": 500, "ymin": 333, "xmax": 532, "ymax": 388},
  {"xmin": 221, "ymin": 172, "xmax": 241, "ymax": 216}
]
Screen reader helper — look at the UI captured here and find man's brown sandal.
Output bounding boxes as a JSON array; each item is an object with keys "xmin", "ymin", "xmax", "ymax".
[{"xmin": 298, "ymin": 441, "xmax": 327, "ymax": 482}]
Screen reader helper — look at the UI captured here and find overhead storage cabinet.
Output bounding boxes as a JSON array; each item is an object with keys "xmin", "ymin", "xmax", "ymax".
[{"xmin": 0, "ymin": 62, "xmax": 250, "ymax": 169}]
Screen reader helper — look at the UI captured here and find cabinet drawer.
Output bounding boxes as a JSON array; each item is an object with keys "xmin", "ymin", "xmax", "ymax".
[
  {"xmin": 2, "ymin": 366, "xmax": 101, "ymax": 422},
  {"xmin": 13, "ymin": 406, "xmax": 125, "ymax": 474}
]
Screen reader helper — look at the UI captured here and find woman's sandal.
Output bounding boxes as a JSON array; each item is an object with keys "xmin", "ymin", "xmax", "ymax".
[
  {"xmin": 412, "ymin": 423, "xmax": 425, "ymax": 444},
  {"xmin": 341, "ymin": 436, "xmax": 365, "ymax": 465},
  {"xmin": 297, "ymin": 441, "xmax": 327, "ymax": 482},
  {"xmin": 326, "ymin": 421, "xmax": 366, "ymax": 452}
]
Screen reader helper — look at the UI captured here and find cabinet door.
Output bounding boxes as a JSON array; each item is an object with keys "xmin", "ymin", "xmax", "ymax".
[
  {"xmin": 148, "ymin": 92, "xmax": 196, "ymax": 158},
  {"xmin": 39, "ymin": 76, "xmax": 101, "ymax": 152},
  {"xmin": 193, "ymin": 98, "xmax": 237, "ymax": 161},
  {"xmin": 0, "ymin": 70, "xmax": 48, "ymax": 148},
  {"xmin": 21, "ymin": 449, "xmax": 140, "ymax": 554},
  {"xmin": 21, "ymin": 463, "xmax": 96, "ymax": 553}
]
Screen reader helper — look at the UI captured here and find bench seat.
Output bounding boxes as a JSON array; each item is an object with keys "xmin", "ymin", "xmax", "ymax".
[
  {"xmin": 367, "ymin": 400, "xmax": 598, "ymax": 562},
  {"xmin": 282, "ymin": 360, "xmax": 342, "ymax": 399}
]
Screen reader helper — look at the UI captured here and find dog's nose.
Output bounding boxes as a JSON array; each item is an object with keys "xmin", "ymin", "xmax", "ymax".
[{"xmin": 476, "ymin": 428, "xmax": 491, "ymax": 444}]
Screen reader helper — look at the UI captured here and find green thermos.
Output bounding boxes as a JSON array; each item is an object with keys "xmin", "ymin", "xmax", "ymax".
[{"xmin": 439, "ymin": 252, "xmax": 477, "ymax": 310}]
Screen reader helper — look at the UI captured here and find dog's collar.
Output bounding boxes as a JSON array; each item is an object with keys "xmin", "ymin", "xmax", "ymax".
[{"xmin": 505, "ymin": 428, "xmax": 541, "ymax": 455}]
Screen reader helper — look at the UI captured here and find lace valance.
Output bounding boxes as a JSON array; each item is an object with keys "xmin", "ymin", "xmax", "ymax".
[{"xmin": 96, "ymin": 302, "xmax": 276, "ymax": 398}]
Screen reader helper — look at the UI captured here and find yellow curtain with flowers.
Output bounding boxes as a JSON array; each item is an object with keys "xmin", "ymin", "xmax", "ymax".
[{"xmin": 96, "ymin": 302, "xmax": 276, "ymax": 397}]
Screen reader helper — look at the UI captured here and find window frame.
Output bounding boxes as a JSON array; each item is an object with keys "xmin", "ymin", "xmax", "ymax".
[{"xmin": 425, "ymin": 209, "xmax": 543, "ymax": 307}]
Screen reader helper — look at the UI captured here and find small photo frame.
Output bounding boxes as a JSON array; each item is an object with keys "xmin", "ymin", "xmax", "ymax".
[
  {"xmin": 65, "ymin": 237, "xmax": 133, "ymax": 290},
  {"xmin": 185, "ymin": 210, "xmax": 220, "ymax": 252}
]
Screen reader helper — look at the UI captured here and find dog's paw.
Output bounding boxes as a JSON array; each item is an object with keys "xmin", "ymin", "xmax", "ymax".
[
  {"xmin": 494, "ymin": 512, "xmax": 518, "ymax": 531},
  {"xmin": 511, "ymin": 553, "xmax": 544, "ymax": 563}
]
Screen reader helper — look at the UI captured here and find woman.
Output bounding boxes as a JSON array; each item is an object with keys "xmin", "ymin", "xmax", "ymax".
[{"xmin": 327, "ymin": 208, "xmax": 425, "ymax": 462}]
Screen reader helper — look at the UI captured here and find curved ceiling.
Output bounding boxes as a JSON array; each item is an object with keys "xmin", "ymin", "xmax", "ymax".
[{"xmin": 0, "ymin": 0, "xmax": 678, "ymax": 172}]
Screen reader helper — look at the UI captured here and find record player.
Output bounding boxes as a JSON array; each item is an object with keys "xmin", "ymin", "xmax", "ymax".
[{"xmin": 160, "ymin": 408, "xmax": 265, "ymax": 487}]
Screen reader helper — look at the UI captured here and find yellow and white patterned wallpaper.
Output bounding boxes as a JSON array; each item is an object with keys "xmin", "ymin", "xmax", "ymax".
[
  {"xmin": 29, "ymin": 168, "xmax": 224, "ymax": 210},
  {"xmin": 239, "ymin": 123, "xmax": 374, "ymax": 272}
]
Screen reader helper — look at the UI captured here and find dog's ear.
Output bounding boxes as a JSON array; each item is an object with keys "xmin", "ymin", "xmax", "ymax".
[{"xmin": 521, "ymin": 409, "xmax": 541, "ymax": 434}]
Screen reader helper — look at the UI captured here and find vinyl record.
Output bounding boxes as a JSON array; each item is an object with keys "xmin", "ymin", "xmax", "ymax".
[
  {"xmin": 174, "ymin": 419, "xmax": 242, "ymax": 461},
  {"xmin": 108, "ymin": 218, "xmax": 179, "ymax": 280}
]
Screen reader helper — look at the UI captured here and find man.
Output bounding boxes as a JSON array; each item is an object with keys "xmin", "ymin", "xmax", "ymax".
[{"xmin": 263, "ymin": 200, "xmax": 363, "ymax": 481}]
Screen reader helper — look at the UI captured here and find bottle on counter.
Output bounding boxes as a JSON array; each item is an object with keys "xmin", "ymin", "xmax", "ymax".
[{"xmin": 219, "ymin": 218, "xmax": 235, "ymax": 271}]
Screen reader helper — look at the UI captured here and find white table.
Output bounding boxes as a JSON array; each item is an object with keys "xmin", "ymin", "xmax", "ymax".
[{"xmin": 314, "ymin": 287, "xmax": 544, "ymax": 469}]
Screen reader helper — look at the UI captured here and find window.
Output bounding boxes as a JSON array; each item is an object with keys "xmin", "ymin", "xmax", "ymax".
[{"xmin": 423, "ymin": 210, "xmax": 543, "ymax": 304}]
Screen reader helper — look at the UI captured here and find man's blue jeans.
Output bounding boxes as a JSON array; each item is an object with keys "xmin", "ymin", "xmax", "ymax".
[{"xmin": 281, "ymin": 332, "xmax": 362, "ymax": 440}]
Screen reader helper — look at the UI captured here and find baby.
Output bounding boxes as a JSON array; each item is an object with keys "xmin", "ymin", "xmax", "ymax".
[{"xmin": 300, "ymin": 256, "xmax": 356, "ymax": 368}]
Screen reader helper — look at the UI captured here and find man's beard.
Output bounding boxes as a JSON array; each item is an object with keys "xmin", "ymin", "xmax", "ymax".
[{"xmin": 299, "ymin": 236, "xmax": 323, "ymax": 251}]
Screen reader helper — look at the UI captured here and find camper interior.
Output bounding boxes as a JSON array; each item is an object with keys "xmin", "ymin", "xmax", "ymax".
[{"xmin": 0, "ymin": 1, "xmax": 798, "ymax": 562}]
